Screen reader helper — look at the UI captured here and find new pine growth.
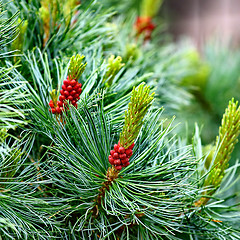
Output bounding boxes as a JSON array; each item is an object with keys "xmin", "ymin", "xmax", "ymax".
[
  {"xmin": 120, "ymin": 83, "xmax": 155, "ymax": 149},
  {"xmin": 196, "ymin": 98, "xmax": 240, "ymax": 206},
  {"xmin": 109, "ymin": 84, "xmax": 154, "ymax": 171},
  {"xmin": 207, "ymin": 99, "xmax": 240, "ymax": 189},
  {"xmin": 104, "ymin": 55, "xmax": 124, "ymax": 87}
]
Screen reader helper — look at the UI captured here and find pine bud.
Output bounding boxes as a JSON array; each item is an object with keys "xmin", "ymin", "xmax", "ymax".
[
  {"xmin": 120, "ymin": 84, "xmax": 154, "ymax": 149},
  {"xmin": 39, "ymin": 0, "xmax": 58, "ymax": 46},
  {"xmin": 207, "ymin": 99, "xmax": 240, "ymax": 187},
  {"xmin": 196, "ymin": 99, "xmax": 240, "ymax": 206},
  {"xmin": 103, "ymin": 55, "xmax": 124, "ymax": 87},
  {"xmin": 68, "ymin": 54, "xmax": 87, "ymax": 81}
]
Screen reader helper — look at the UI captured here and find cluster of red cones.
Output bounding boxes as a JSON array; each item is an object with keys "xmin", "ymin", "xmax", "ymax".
[
  {"xmin": 109, "ymin": 142, "xmax": 134, "ymax": 170},
  {"xmin": 49, "ymin": 76, "xmax": 82, "ymax": 114}
]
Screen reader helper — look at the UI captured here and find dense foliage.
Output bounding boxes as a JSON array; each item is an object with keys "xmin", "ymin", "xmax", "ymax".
[{"xmin": 1, "ymin": 0, "xmax": 240, "ymax": 239}]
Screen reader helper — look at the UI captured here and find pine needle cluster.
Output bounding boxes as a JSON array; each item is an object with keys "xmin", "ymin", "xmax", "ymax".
[{"xmin": 0, "ymin": 0, "xmax": 240, "ymax": 239}]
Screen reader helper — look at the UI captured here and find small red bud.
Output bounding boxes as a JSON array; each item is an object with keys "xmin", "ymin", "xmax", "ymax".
[
  {"xmin": 64, "ymin": 91, "xmax": 70, "ymax": 97},
  {"xmin": 63, "ymin": 79, "xmax": 70, "ymax": 86},
  {"xmin": 62, "ymin": 85, "xmax": 67, "ymax": 91},
  {"xmin": 129, "ymin": 143, "xmax": 135, "ymax": 149},
  {"xmin": 66, "ymin": 85, "xmax": 73, "ymax": 92},
  {"xmin": 115, "ymin": 165, "xmax": 122, "ymax": 171},
  {"xmin": 123, "ymin": 162, "xmax": 130, "ymax": 167},
  {"xmin": 67, "ymin": 96, "xmax": 73, "ymax": 101},
  {"xmin": 51, "ymin": 108, "xmax": 56, "ymax": 114},
  {"xmin": 114, "ymin": 159, "xmax": 121, "ymax": 165},
  {"xmin": 76, "ymin": 87, "xmax": 81, "ymax": 93},
  {"xmin": 110, "ymin": 150, "xmax": 115, "ymax": 156},
  {"xmin": 72, "ymin": 100, "xmax": 76, "ymax": 105},
  {"xmin": 108, "ymin": 156, "xmax": 114, "ymax": 164},
  {"xmin": 71, "ymin": 90, "xmax": 76, "ymax": 96},
  {"xmin": 57, "ymin": 101, "xmax": 63, "ymax": 107},
  {"xmin": 74, "ymin": 94, "xmax": 80, "ymax": 99},
  {"xmin": 70, "ymin": 80, "xmax": 77, "ymax": 86},
  {"xmin": 125, "ymin": 149, "xmax": 132, "ymax": 156},
  {"xmin": 59, "ymin": 95, "xmax": 65, "ymax": 101},
  {"xmin": 56, "ymin": 107, "xmax": 61, "ymax": 114},
  {"xmin": 109, "ymin": 160, "xmax": 114, "ymax": 165},
  {"xmin": 114, "ymin": 144, "xmax": 119, "ymax": 152},
  {"xmin": 121, "ymin": 158, "xmax": 129, "ymax": 164},
  {"xmin": 73, "ymin": 84, "xmax": 78, "ymax": 90},
  {"xmin": 113, "ymin": 153, "xmax": 119, "ymax": 159},
  {"xmin": 119, "ymin": 154, "xmax": 126, "ymax": 160},
  {"xmin": 118, "ymin": 147, "xmax": 125, "ymax": 154},
  {"xmin": 49, "ymin": 101, "xmax": 54, "ymax": 108},
  {"xmin": 60, "ymin": 89, "xmax": 64, "ymax": 95}
]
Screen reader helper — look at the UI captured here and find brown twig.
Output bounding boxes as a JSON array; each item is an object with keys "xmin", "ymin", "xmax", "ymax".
[{"xmin": 92, "ymin": 166, "xmax": 119, "ymax": 217}]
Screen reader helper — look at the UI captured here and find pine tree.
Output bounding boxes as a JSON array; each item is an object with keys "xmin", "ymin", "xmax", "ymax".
[{"xmin": 0, "ymin": 0, "xmax": 240, "ymax": 239}]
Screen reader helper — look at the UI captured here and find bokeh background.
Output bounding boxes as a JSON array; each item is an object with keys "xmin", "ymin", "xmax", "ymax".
[{"xmin": 163, "ymin": 0, "xmax": 240, "ymax": 48}]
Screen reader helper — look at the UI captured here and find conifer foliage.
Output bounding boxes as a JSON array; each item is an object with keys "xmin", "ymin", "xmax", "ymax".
[
  {"xmin": 196, "ymin": 99, "xmax": 240, "ymax": 207},
  {"xmin": 1, "ymin": 0, "xmax": 240, "ymax": 239}
]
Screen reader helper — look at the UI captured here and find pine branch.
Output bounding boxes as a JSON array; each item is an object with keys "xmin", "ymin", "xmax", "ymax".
[
  {"xmin": 45, "ymin": 100, "xmax": 201, "ymax": 238},
  {"xmin": 0, "ymin": 1, "xmax": 28, "ymax": 129},
  {"xmin": 0, "ymin": 131, "xmax": 60, "ymax": 239}
]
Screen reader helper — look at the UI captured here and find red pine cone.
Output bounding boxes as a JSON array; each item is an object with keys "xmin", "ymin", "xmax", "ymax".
[
  {"xmin": 49, "ymin": 76, "xmax": 82, "ymax": 114},
  {"xmin": 134, "ymin": 16, "xmax": 155, "ymax": 41},
  {"xmin": 108, "ymin": 142, "xmax": 134, "ymax": 170}
]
